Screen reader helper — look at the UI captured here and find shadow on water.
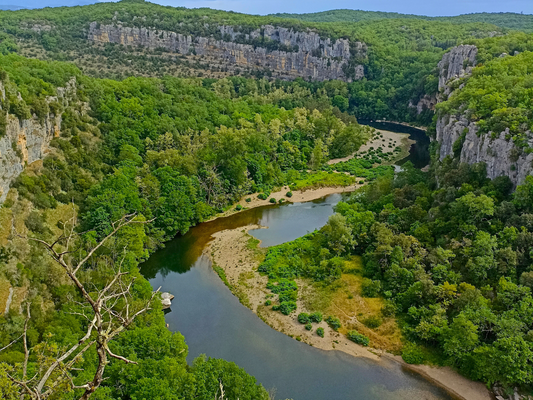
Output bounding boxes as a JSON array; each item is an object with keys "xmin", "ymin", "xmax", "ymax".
[
  {"xmin": 359, "ymin": 120, "xmax": 430, "ymax": 168},
  {"xmin": 140, "ymin": 193, "xmax": 454, "ymax": 400}
]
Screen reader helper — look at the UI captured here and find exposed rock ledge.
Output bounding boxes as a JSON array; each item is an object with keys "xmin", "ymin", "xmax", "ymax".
[
  {"xmin": 435, "ymin": 44, "xmax": 533, "ymax": 187},
  {"xmin": 0, "ymin": 78, "xmax": 77, "ymax": 203},
  {"xmin": 436, "ymin": 116, "xmax": 533, "ymax": 187},
  {"xmin": 88, "ymin": 22, "xmax": 366, "ymax": 82}
]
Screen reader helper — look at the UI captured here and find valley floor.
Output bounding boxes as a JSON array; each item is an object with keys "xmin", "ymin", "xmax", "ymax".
[{"xmin": 206, "ymin": 224, "xmax": 492, "ymax": 400}]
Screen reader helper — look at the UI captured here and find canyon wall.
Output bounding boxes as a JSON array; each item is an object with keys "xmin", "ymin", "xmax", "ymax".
[
  {"xmin": 435, "ymin": 45, "xmax": 533, "ymax": 187},
  {"xmin": 0, "ymin": 78, "xmax": 76, "ymax": 203},
  {"xmin": 87, "ymin": 23, "xmax": 366, "ymax": 82}
]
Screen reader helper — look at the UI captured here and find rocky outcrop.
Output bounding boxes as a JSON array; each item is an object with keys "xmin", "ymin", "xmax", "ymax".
[
  {"xmin": 436, "ymin": 116, "xmax": 533, "ymax": 186},
  {"xmin": 435, "ymin": 45, "xmax": 532, "ymax": 187},
  {"xmin": 88, "ymin": 23, "xmax": 366, "ymax": 82},
  {"xmin": 409, "ymin": 94, "xmax": 437, "ymax": 114},
  {"xmin": 437, "ymin": 44, "xmax": 477, "ymax": 96},
  {"xmin": 0, "ymin": 78, "xmax": 76, "ymax": 203}
]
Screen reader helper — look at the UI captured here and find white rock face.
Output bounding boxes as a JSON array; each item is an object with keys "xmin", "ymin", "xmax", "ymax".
[
  {"xmin": 88, "ymin": 22, "xmax": 366, "ymax": 82},
  {"xmin": 435, "ymin": 45, "xmax": 533, "ymax": 187},
  {"xmin": 0, "ymin": 78, "xmax": 77, "ymax": 203},
  {"xmin": 437, "ymin": 116, "xmax": 533, "ymax": 186},
  {"xmin": 437, "ymin": 44, "xmax": 478, "ymax": 95}
]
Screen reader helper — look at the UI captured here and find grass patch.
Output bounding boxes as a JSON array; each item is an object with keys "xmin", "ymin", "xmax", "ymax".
[
  {"xmin": 300, "ymin": 256, "xmax": 403, "ymax": 351},
  {"xmin": 290, "ymin": 171, "xmax": 355, "ymax": 191}
]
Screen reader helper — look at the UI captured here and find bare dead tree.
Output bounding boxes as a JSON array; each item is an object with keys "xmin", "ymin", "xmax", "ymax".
[{"xmin": 4, "ymin": 211, "xmax": 158, "ymax": 400}]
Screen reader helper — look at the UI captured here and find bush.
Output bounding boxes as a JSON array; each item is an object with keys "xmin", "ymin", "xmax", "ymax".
[
  {"xmin": 316, "ymin": 327, "xmax": 324, "ymax": 337},
  {"xmin": 286, "ymin": 191, "xmax": 293, "ymax": 198},
  {"xmin": 309, "ymin": 312, "xmax": 323, "ymax": 323},
  {"xmin": 235, "ymin": 204, "xmax": 243, "ymax": 211},
  {"xmin": 347, "ymin": 331, "xmax": 369, "ymax": 346},
  {"xmin": 245, "ymin": 197, "xmax": 252, "ymax": 203},
  {"xmin": 359, "ymin": 180, "xmax": 365, "ymax": 184},
  {"xmin": 401, "ymin": 343, "xmax": 426, "ymax": 364},
  {"xmin": 362, "ymin": 315, "xmax": 383, "ymax": 329},
  {"xmin": 258, "ymin": 193, "xmax": 268, "ymax": 200},
  {"xmin": 265, "ymin": 300, "xmax": 271, "ymax": 306},
  {"xmin": 278, "ymin": 198, "xmax": 285, "ymax": 204},
  {"xmin": 361, "ymin": 278, "xmax": 381, "ymax": 297},
  {"xmin": 24, "ymin": 211, "xmax": 48, "ymax": 234},
  {"xmin": 381, "ymin": 301, "xmax": 396, "ymax": 317},
  {"xmin": 298, "ymin": 313, "xmax": 310, "ymax": 324},
  {"xmin": 325, "ymin": 315, "xmax": 341, "ymax": 331},
  {"xmin": 279, "ymin": 301, "xmax": 297, "ymax": 315},
  {"xmin": 269, "ymin": 198, "xmax": 276, "ymax": 203},
  {"xmin": 305, "ymin": 323, "xmax": 312, "ymax": 331}
]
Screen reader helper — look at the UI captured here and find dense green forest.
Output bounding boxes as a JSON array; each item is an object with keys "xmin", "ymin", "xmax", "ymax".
[
  {"xmin": 261, "ymin": 160, "xmax": 533, "ymax": 388},
  {"xmin": 0, "ymin": 0, "xmax": 516, "ymax": 125},
  {"xmin": 1, "ymin": 1, "xmax": 533, "ymax": 398},
  {"xmin": 0, "ymin": 51, "xmax": 376, "ymax": 398},
  {"xmin": 273, "ymin": 10, "xmax": 533, "ymax": 33}
]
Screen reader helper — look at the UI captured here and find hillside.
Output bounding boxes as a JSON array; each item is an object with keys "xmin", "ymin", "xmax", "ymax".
[
  {"xmin": 0, "ymin": 2, "xmax": 533, "ymax": 399},
  {"xmin": 272, "ymin": 10, "xmax": 533, "ymax": 32}
]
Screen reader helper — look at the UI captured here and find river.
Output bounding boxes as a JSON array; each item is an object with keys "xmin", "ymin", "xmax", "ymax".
[{"xmin": 139, "ymin": 124, "xmax": 452, "ymax": 400}]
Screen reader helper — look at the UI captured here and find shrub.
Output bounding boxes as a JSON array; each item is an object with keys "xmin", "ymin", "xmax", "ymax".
[
  {"xmin": 269, "ymin": 198, "xmax": 276, "ymax": 203},
  {"xmin": 361, "ymin": 278, "xmax": 381, "ymax": 297},
  {"xmin": 402, "ymin": 343, "xmax": 426, "ymax": 364},
  {"xmin": 316, "ymin": 327, "xmax": 324, "ymax": 337},
  {"xmin": 286, "ymin": 191, "xmax": 293, "ymax": 198},
  {"xmin": 265, "ymin": 300, "xmax": 271, "ymax": 306},
  {"xmin": 347, "ymin": 331, "xmax": 369, "ymax": 346},
  {"xmin": 298, "ymin": 313, "xmax": 310, "ymax": 324},
  {"xmin": 258, "ymin": 193, "xmax": 268, "ymax": 200},
  {"xmin": 279, "ymin": 301, "xmax": 297, "ymax": 315},
  {"xmin": 245, "ymin": 198, "xmax": 252, "ymax": 203},
  {"xmin": 309, "ymin": 312, "xmax": 323, "ymax": 323},
  {"xmin": 235, "ymin": 204, "xmax": 243, "ymax": 211},
  {"xmin": 278, "ymin": 198, "xmax": 285, "ymax": 204},
  {"xmin": 359, "ymin": 180, "xmax": 365, "ymax": 184},
  {"xmin": 305, "ymin": 323, "xmax": 312, "ymax": 331},
  {"xmin": 25, "ymin": 211, "xmax": 48, "ymax": 234},
  {"xmin": 362, "ymin": 315, "xmax": 383, "ymax": 329},
  {"xmin": 272, "ymin": 305, "xmax": 280, "ymax": 311},
  {"xmin": 381, "ymin": 301, "xmax": 396, "ymax": 317},
  {"xmin": 325, "ymin": 316, "xmax": 341, "ymax": 331}
]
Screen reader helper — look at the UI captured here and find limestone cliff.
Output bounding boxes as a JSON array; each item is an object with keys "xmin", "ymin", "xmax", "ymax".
[
  {"xmin": 0, "ymin": 78, "xmax": 76, "ymax": 203},
  {"xmin": 435, "ymin": 45, "xmax": 533, "ymax": 187},
  {"xmin": 87, "ymin": 23, "xmax": 366, "ymax": 82}
]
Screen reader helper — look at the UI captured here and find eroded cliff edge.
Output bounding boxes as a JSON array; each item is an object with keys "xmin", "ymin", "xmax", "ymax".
[
  {"xmin": 435, "ymin": 45, "xmax": 533, "ymax": 187},
  {"xmin": 88, "ymin": 23, "xmax": 366, "ymax": 82},
  {"xmin": 0, "ymin": 78, "xmax": 77, "ymax": 203}
]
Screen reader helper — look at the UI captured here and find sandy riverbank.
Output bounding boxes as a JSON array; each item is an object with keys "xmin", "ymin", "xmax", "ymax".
[
  {"xmin": 205, "ymin": 224, "xmax": 493, "ymax": 400},
  {"xmin": 328, "ymin": 128, "xmax": 415, "ymax": 165},
  {"xmin": 209, "ymin": 184, "xmax": 361, "ymax": 221}
]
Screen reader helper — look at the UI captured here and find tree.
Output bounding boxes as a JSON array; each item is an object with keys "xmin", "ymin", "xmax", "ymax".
[
  {"xmin": 3, "ymin": 211, "xmax": 157, "ymax": 400},
  {"xmin": 321, "ymin": 214, "xmax": 355, "ymax": 256}
]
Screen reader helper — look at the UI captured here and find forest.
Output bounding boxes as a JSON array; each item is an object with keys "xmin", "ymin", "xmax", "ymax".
[{"xmin": 0, "ymin": 0, "xmax": 533, "ymax": 398}]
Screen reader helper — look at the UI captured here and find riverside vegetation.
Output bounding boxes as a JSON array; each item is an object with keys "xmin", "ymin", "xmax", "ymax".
[{"xmin": 0, "ymin": 0, "xmax": 533, "ymax": 398}]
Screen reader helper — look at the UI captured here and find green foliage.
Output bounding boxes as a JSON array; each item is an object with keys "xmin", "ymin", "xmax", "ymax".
[
  {"xmin": 362, "ymin": 315, "xmax": 383, "ymax": 329},
  {"xmin": 297, "ymin": 313, "xmax": 310, "ymax": 324},
  {"xmin": 309, "ymin": 312, "xmax": 323, "ymax": 323},
  {"xmin": 401, "ymin": 343, "xmax": 426, "ymax": 364},
  {"xmin": 286, "ymin": 191, "xmax": 293, "ymax": 198},
  {"xmin": 257, "ymin": 193, "xmax": 268, "ymax": 200},
  {"xmin": 437, "ymin": 51, "xmax": 533, "ymax": 148},
  {"xmin": 245, "ymin": 197, "xmax": 252, "ymax": 202},
  {"xmin": 347, "ymin": 331, "xmax": 369, "ymax": 346},
  {"xmin": 235, "ymin": 204, "xmax": 243, "ymax": 211},
  {"xmin": 316, "ymin": 327, "xmax": 325, "ymax": 338},
  {"xmin": 305, "ymin": 323, "xmax": 313, "ymax": 331},
  {"xmin": 269, "ymin": 198, "xmax": 276, "ymax": 203},
  {"xmin": 325, "ymin": 316, "xmax": 342, "ymax": 331}
]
